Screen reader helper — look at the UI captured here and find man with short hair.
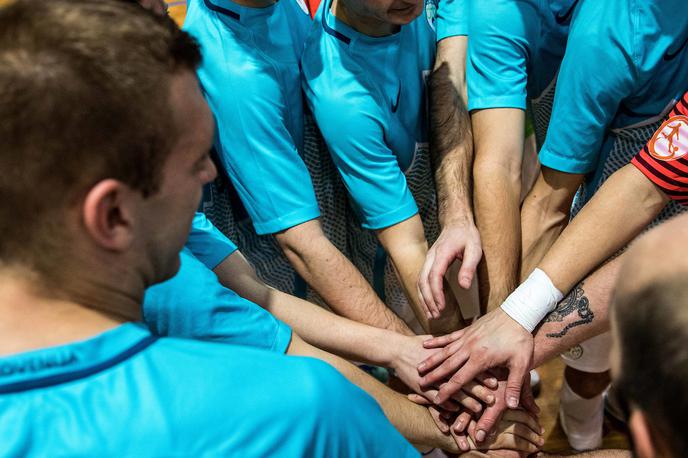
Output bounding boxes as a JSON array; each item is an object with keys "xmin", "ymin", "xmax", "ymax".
[{"xmin": 0, "ymin": 1, "xmax": 425, "ymax": 455}]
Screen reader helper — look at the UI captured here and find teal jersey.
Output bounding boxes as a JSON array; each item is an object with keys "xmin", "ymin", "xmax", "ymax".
[
  {"xmin": 467, "ymin": 0, "xmax": 576, "ymax": 111},
  {"xmin": 436, "ymin": 0, "xmax": 467, "ymax": 42},
  {"xmin": 540, "ymin": 0, "xmax": 688, "ymax": 174},
  {"xmin": 302, "ymin": 0, "xmax": 437, "ymax": 230},
  {"xmin": 0, "ymin": 323, "xmax": 418, "ymax": 457},
  {"xmin": 143, "ymin": 247, "xmax": 292, "ymax": 353},
  {"xmin": 187, "ymin": 211, "xmax": 236, "ymax": 269},
  {"xmin": 185, "ymin": 0, "xmax": 320, "ymax": 235}
]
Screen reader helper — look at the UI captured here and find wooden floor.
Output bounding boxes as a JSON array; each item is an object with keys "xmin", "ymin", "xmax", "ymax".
[{"xmin": 535, "ymin": 358, "xmax": 629, "ymax": 455}]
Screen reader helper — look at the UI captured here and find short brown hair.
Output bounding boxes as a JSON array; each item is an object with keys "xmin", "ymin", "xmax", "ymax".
[
  {"xmin": 0, "ymin": 0, "xmax": 201, "ymax": 270},
  {"xmin": 614, "ymin": 275, "xmax": 688, "ymax": 457}
]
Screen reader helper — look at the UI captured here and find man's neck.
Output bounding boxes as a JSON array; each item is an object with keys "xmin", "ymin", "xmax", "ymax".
[
  {"xmin": 0, "ymin": 269, "xmax": 137, "ymax": 356},
  {"xmin": 231, "ymin": 0, "xmax": 276, "ymax": 9},
  {"xmin": 331, "ymin": 0, "xmax": 398, "ymax": 37}
]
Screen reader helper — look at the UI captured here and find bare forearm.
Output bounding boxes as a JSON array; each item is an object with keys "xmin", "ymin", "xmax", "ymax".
[
  {"xmin": 268, "ymin": 287, "xmax": 403, "ymax": 365},
  {"xmin": 471, "ymin": 109, "xmax": 525, "ymax": 310},
  {"xmin": 288, "ymin": 335, "xmax": 458, "ymax": 452},
  {"xmin": 474, "ymin": 164, "xmax": 521, "ymax": 310},
  {"xmin": 378, "ymin": 215, "xmax": 461, "ymax": 333},
  {"xmin": 520, "ymin": 167, "xmax": 583, "ymax": 280},
  {"xmin": 531, "ymin": 256, "xmax": 620, "ymax": 367},
  {"xmin": 276, "ymin": 221, "xmax": 412, "ymax": 335},
  {"xmin": 538, "ymin": 165, "xmax": 668, "ymax": 293},
  {"xmin": 431, "ymin": 36, "xmax": 474, "ymax": 228}
]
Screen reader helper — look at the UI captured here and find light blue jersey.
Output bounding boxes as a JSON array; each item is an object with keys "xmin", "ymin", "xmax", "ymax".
[
  {"xmin": 467, "ymin": 0, "xmax": 576, "ymax": 111},
  {"xmin": 0, "ymin": 323, "xmax": 418, "ymax": 457},
  {"xmin": 143, "ymin": 247, "xmax": 292, "ymax": 353},
  {"xmin": 187, "ymin": 211, "xmax": 236, "ymax": 269},
  {"xmin": 436, "ymin": 0, "xmax": 467, "ymax": 42},
  {"xmin": 302, "ymin": 0, "xmax": 437, "ymax": 230},
  {"xmin": 539, "ymin": 0, "xmax": 688, "ymax": 175},
  {"xmin": 185, "ymin": 0, "xmax": 319, "ymax": 235}
]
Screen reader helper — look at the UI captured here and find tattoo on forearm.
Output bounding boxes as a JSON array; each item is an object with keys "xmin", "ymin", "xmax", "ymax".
[{"xmin": 543, "ymin": 283, "xmax": 594, "ymax": 338}]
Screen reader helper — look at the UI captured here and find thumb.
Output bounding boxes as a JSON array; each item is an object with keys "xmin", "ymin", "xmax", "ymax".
[
  {"xmin": 458, "ymin": 243, "xmax": 482, "ymax": 289},
  {"xmin": 505, "ymin": 362, "xmax": 528, "ymax": 409}
]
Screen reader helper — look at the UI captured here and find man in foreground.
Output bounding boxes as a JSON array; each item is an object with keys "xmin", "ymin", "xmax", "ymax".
[{"xmin": 0, "ymin": 1, "xmax": 419, "ymax": 455}]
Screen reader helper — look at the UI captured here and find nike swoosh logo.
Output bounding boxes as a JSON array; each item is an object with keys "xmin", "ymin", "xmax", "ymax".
[
  {"xmin": 555, "ymin": 0, "xmax": 579, "ymax": 25},
  {"xmin": 664, "ymin": 34, "xmax": 688, "ymax": 61},
  {"xmin": 391, "ymin": 84, "xmax": 401, "ymax": 113}
]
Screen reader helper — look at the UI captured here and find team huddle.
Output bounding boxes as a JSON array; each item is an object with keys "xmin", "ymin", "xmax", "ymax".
[{"xmin": 0, "ymin": 0, "xmax": 687, "ymax": 456}]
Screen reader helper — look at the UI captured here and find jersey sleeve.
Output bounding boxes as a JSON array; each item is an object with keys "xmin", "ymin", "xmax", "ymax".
[
  {"xmin": 466, "ymin": 0, "xmax": 540, "ymax": 111},
  {"xmin": 436, "ymin": 0, "xmax": 467, "ymax": 42},
  {"xmin": 631, "ymin": 93, "xmax": 688, "ymax": 205},
  {"xmin": 538, "ymin": 2, "xmax": 638, "ymax": 174},
  {"xmin": 143, "ymin": 248, "xmax": 292, "ymax": 354},
  {"xmin": 189, "ymin": 10, "xmax": 320, "ymax": 235},
  {"xmin": 186, "ymin": 212, "xmax": 237, "ymax": 270},
  {"xmin": 305, "ymin": 82, "xmax": 418, "ymax": 230}
]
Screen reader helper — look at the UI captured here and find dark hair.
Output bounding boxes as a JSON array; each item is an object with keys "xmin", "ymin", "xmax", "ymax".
[
  {"xmin": 614, "ymin": 275, "xmax": 688, "ymax": 457},
  {"xmin": 0, "ymin": 0, "xmax": 201, "ymax": 270}
]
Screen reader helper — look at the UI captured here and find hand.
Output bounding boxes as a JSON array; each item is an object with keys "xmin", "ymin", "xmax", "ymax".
[
  {"xmin": 463, "ymin": 409, "xmax": 543, "ymax": 454},
  {"xmin": 452, "ymin": 368, "xmax": 540, "ymax": 443},
  {"xmin": 393, "ymin": 335, "xmax": 498, "ymax": 412},
  {"xmin": 418, "ymin": 309, "xmax": 534, "ymax": 408},
  {"xmin": 418, "ymin": 220, "xmax": 482, "ymax": 319}
]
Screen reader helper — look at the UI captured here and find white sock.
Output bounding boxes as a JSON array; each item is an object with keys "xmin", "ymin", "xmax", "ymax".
[{"xmin": 559, "ymin": 378, "xmax": 605, "ymax": 451}]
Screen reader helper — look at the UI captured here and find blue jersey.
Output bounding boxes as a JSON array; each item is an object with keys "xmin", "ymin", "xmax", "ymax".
[
  {"xmin": 143, "ymin": 247, "xmax": 293, "ymax": 353},
  {"xmin": 540, "ymin": 0, "xmax": 688, "ymax": 175},
  {"xmin": 187, "ymin": 211, "xmax": 236, "ymax": 269},
  {"xmin": 436, "ymin": 0, "xmax": 467, "ymax": 42},
  {"xmin": 185, "ymin": 0, "xmax": 320, "ymax": 235},
  {"xmin": 0, "ymin": 323, "xmax": 418, "ymax": 457},
  {"xmin": 302, "ymin": 0, "xmax": 437, "ymax": 230},
  {"xmin": 467, "ymin": 0, "xmax": 576, "ymax": 111}
]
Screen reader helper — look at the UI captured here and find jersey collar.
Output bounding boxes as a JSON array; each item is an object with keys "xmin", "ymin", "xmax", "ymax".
[
  {"xmin": 0, "ymin": 323, "xmax": 157, "ymax": 394},
  {"xmin": 204, "ymin": 0, "xmax": 278, "ymax": 24},
  {"xmin": 321, "ymin": 0, "xmax": 402, "ymax": 47}
]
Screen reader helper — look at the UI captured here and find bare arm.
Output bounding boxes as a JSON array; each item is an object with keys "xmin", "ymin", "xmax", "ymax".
[
  {"xmin": 531, "ymin": 257, "xmax": 619, "ymax": 367},
  {"xmin": 419, "ymin": 35, "xmax": 483, "ymax": 319},
  {"xmin": 538, "ymin": 164, "xmax": 668, "ymax": 293},
  {"xmin": 273, "ymin": 219, "xmax": 413, "ymax": 335},
  {"xmin": 519, "ymin": 166, "xmax": 584, "ymax": 280},
  {"xmin": 472, "ymin": 108, "xmax": 525, "ymax": 310},
  {"xmin": 377, "ymin": 215, "xmax": 461, "ymax": 334}
]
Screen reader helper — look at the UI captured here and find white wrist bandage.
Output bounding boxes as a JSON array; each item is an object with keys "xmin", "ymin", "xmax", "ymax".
[{"xmin": 500, "ymin": 268, "xmax": 564, "ymax": 333}]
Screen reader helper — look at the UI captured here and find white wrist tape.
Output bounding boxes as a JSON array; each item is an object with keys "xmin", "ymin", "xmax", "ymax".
[{"xmin": 500, "ymin": 268, "xmax": 564, "ymax": 333}]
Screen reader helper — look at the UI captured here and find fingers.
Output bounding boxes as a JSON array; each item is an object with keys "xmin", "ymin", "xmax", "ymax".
[
  {"xmin": 501, "ymin": 410, "xmax": 543, "ymax": 437},
  {"xmin": 422, "ymin": 329, "xmax": 464, "ymax": 349},
  {"xmin": 450, "ymin": 390, "xmax": 483, "ymax": 414},
  {"xmin": 488, "ymin": 433, "xmax": 541, "ymax": 454},
  {"xmin": 458, "ymin": 241, "xmax": 482, "ymax": 289},
  {"xmin": 452, "ymin": 411, "xmax": 473, "ymax": 433},
  {"xmin": 418, "ymin": 250, "xmax": 440, "ymax": 320},
  {"xmin": 407, "ymin": 393, "xmax": 431, "ymax": 405},
  {"xmin": 419, "ymin": 346, "xmax": 469, "ymax": 389},
  {"xmin": 505, "ymin": 358, "xmax": 530, "ymax": 409},
  {"xmin": 427, "ymin": 406, "xmax": 451, "ymax": 434},
  {"xmin": 473, "ymin": 402, "xmax": 506, "ymax": 444},
  {"xmin": 427, "ymin": 247, "xmax": 457, "ymax": 314},
  {"xmin": 461, "ymin": 380, "xmax": 496, "ymax": 405},
  {"xmin": 435, "ymin": 359, "xmax": 484, "ymax": 404},
  {"xmin": 520, "ymin": 377, "xmax": 541, "ymax": 415},
  {"xmin": 475, "ymin": 372, "xmax": 499, "ymax": 389}
]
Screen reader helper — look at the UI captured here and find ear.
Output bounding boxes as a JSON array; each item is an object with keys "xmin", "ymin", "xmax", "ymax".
[
  {"xmin": 629, "ymin": 409, "xmax": 657, "ymax": 458},
  {"xmin": 82, "ymin": 179, "xmax": 137, "ymax": 251}
]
